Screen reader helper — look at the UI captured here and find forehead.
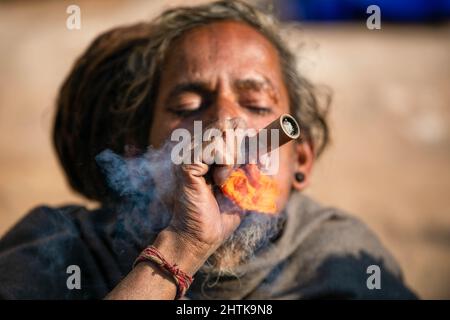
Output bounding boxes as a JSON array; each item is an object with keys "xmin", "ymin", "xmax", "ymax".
[{"xmin": 161, "ymin": 20, "xmax": 284, "ymax": 84}]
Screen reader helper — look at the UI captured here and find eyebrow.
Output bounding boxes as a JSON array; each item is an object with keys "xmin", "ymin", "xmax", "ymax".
[
  {"xmin": 234, "ymin": 77, "xmax": 276, "ymax": 92},
  {"xmin": 234, "ymin": 77, "xmax": 279, "ymax": 105}
]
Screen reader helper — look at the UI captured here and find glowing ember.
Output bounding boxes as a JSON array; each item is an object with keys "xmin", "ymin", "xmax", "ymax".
[
  {"xmin": 282, "ymin": 118, "xmax": 296, "ymax": 135},
  {"xmin": 220, "ymin": 164, "xmax": 280, "ymax": 214}
]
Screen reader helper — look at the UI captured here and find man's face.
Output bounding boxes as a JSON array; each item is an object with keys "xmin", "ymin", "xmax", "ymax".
[{"xmin": 150, "ymin": 21, "xmax": 297, "ymax": 214}]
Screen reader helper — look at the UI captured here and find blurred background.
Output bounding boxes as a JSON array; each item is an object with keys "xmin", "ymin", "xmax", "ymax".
[{"xmin": 0, "ymin": 0, "xmax": 449, "ymax": 298}]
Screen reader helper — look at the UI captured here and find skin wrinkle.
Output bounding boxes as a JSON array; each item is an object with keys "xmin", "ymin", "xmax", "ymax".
[{"xmin": 234, "ymin": 77, "xmax": 280, "ymax": 105}]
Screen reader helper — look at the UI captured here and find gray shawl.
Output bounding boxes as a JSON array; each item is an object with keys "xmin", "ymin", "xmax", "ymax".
[{"xmin": 0, "ymin": 191, "xmax": 416, "ymax": 299}]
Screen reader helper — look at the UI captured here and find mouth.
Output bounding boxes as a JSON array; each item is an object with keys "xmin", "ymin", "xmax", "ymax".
[
  {"xmin": 219, "ymin": 164, "xmax": 279, "ymax": 214},
  {"xmin": 217, "ymin": 114, "xmax": 299, "ymax": 215}
]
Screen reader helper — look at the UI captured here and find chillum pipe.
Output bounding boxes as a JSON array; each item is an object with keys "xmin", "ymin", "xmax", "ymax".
[
  {"xmin": 243, "ymin": 113, "xmax": 300, "ymax": 162},
  {"xmin": 209, "ymin": 114, "xmax": 300, "ymax": 184},
  {"xmin": 260, "ymin": 113, "xmax": 300, "ymax": 152}
]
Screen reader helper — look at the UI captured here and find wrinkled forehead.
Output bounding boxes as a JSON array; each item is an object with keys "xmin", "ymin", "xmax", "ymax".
[{"xmin": 161, "ymin": 20, "xmax": 284, "ymax": 85}]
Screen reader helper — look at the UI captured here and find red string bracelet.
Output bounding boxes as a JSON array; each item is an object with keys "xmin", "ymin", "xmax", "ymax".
[{"xmin": 133, "ymin": 245, "xmax": 194, "ymax": 299}]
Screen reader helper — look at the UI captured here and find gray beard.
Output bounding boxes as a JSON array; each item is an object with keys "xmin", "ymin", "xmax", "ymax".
[
  {"xmin": 199, "ymin": 209, "xmax": 287, "ymax": 279},
  {"xmin": 113, "ymin": 185, "xmax": 287, "ymax": 282},
  {"xmin": 98, "ymin": 145, "xmax": 287, "ymax": 279}
]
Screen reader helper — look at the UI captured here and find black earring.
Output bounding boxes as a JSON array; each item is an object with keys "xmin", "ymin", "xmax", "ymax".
[{"xmin": 295, "ymin": 172, "xmax": 305, "ymax": 183}]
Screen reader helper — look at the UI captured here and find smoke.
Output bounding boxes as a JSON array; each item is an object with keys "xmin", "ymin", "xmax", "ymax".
[
  {"xmin": 95, "ymin": 143, "xmax": 175, "ymax": 251},
  {"xmin": 95, "ymin": 141, "xmax": 286, "ymax": 279}
]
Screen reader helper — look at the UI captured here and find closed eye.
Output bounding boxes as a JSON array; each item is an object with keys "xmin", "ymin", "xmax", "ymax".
[
  {"xmin": 167, "ymin": 91, "xmax": 206, "ymax": 117},
  {"xmin": 168, "ymin": 108, "xmax": 199, "ymax": 117},
  {"xmin": 245, "ymin": 105, "xmax": 273, "ymax": 115}
]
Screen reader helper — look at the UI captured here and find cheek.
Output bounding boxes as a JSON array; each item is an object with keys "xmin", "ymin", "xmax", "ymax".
[
  {"xmin": 149, "ymin": 114, "xmax": 168, "ymax": 148},
  {"xmin": 272, "ymin": 144, "xmax": 296, "ymax": 210},
  {"xmin": 149, "ymin": 108, "xmax": 181, "ymax": 148}
]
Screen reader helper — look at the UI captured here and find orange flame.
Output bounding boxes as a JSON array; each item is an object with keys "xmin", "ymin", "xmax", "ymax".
[{"xmin": 220, "ymin": 164, "xmax": 280, "ymax": 214}]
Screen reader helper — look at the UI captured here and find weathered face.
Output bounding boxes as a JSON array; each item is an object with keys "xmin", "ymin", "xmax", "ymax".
[{"xmin": 150, "ymin": 21, "xmax": 299, "ymax": 213}]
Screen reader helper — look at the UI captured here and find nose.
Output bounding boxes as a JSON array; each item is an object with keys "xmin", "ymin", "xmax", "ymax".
[{"xmin": 205, "ymin": 95, "xmax": 243, "ymax": 125}]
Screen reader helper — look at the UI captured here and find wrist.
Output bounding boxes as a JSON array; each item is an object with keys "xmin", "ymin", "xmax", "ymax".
[{"xmin": 152, "ymin": 227, "xmax": 212, "ymax": 276}]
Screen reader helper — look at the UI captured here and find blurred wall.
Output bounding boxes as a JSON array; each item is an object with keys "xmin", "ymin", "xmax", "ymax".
[{"xmin": 0, "ymin": 0, "xmax": 449, "ymax": 298}]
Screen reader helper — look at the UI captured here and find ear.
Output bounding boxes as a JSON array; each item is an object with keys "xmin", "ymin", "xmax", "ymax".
[{"xmin": 292, "ymin": 142, "xmax": 315, "ymax": 191}]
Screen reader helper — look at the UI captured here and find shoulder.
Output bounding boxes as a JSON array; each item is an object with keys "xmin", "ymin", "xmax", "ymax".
[
  {"xmin": 287, "ymin": 195, "xmax": 417, "ymax": 299},
  {"xmin": 299, "ymin": 205, "xmax": 401, "ymax": 275},
  {"xmin": 0, "ymin": 205, "xmax": 111, "ymax": 299},
  {"xmin": 0, "ymin": 205, "xmax": 84, "ymax": 251}
]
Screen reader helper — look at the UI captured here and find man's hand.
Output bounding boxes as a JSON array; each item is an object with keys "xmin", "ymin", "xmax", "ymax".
[
  {"xmin": 161, "ymin": 118, "xmax": 247, "ymax": 271},
  {"xmin": 106, "ymin": 118, "xmax": 247, "ymax": 300}
]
